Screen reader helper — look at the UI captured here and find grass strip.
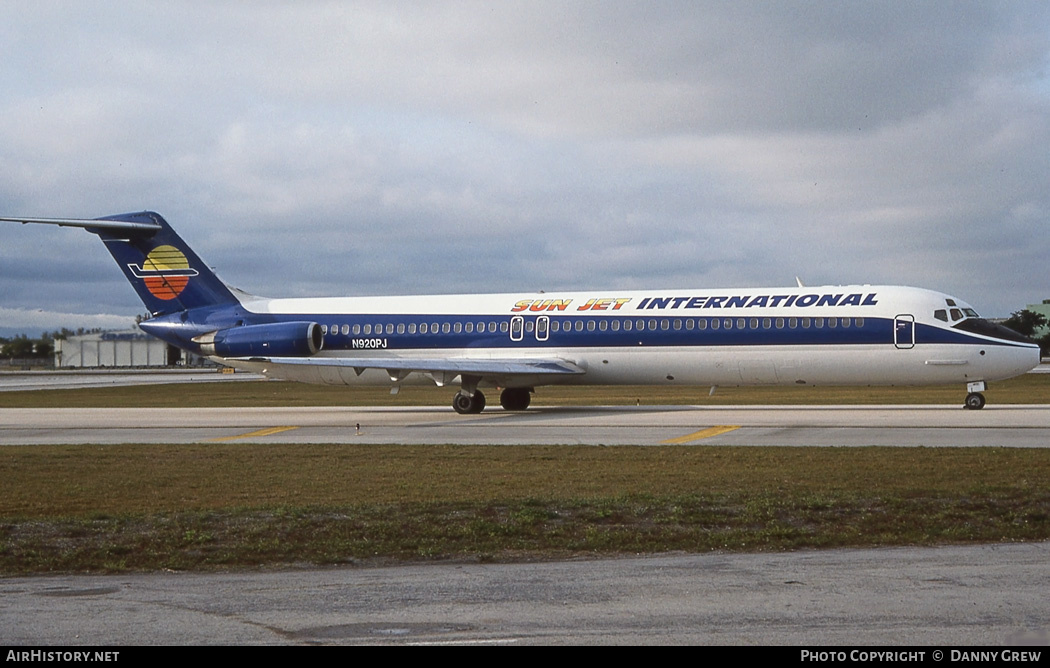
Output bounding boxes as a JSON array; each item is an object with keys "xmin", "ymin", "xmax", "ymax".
[{"xmin": 1, "ymin": 445, "xmax": 1048, "ymax": 574}]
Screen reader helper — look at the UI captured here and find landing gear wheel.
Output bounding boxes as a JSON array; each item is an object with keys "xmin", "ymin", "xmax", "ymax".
[
  {"xmin": 964, "ymin": 392, "xmax": 986, "ymax": 410},
  {"xmin": 500, "ymin": 387, "xmax": 532, "ymax": 411},
  {"xmin": 452, "ymin": 390, "xmax": 486, "ymax": 414}
]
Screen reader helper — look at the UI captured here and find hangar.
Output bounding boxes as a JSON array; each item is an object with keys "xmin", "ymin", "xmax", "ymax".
[{"xmin": 54, "ymin": 326, "xmax": 185, "ymax": 368}]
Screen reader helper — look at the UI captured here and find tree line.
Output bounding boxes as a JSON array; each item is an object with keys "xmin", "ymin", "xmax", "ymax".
[
  {"xmin": 0, "ymin": 328, "xmax": 100, "ymax": 360},
  {"xmin": 1002, "ymin": 310, "xmax": 1050, "ymax": 356}
]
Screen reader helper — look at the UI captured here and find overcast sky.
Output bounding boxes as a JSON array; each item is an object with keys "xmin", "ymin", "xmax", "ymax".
[{"xmin": 1, "ymin": 1, "xmax": 1048, "ymax": 336}]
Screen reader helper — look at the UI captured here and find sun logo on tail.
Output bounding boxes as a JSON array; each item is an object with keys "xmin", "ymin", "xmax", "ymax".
[{"xmin": 127, "ymin": 245, "xmax": 200, "ymax": 300}]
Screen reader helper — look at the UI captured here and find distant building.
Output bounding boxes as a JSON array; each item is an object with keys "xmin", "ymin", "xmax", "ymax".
[
  {"xmin": 54, "ymin": 326, "xmax": 190, "ymax": 368},
  {"xmin": 1025, "ymin": 300, "xmax": 1050, "ymax": 338}
]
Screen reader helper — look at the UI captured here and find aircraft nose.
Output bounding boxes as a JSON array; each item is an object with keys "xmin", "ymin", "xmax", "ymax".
[
  {"xmin": 975, "ymin": 342, "xmax": 1041, "ymax": 382},
  {"xmin": 1005, "ymin": 343, "xmax": 1042, "ymax": 378}
]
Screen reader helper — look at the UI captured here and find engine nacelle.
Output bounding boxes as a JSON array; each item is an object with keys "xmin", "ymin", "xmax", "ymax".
[{"xmin": 195, "ymin": 321, "xmax": 323, "ymax": 357}]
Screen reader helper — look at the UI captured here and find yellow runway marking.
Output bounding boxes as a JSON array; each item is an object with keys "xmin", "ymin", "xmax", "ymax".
[
  {"xmin": 209, "ymin": 426, "xmax": 299, "ymax": 442},
  {"xmin": 661, "ymin": 425, "xmax": 741, "ymax": 444}
]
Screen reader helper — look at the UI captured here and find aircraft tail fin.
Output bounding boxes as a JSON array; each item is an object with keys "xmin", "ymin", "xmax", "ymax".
[{"xmin": 1, "ymin": 211, "xmax": 239, "ymax": 315}]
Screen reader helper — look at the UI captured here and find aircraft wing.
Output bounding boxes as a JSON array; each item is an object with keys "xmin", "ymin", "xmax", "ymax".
[{"xmin": 230, "ymin": 355, "xmax": 585, "ymax": 385}]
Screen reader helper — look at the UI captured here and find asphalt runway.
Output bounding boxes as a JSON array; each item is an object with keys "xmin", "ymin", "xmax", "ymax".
[
  {"xmin": 3, "ymin": 542, "xmax": 1049, "ymax": 645},
  {"xmin": 2, "ymin": 403, "xmax": 1050, "ymax": 447}
]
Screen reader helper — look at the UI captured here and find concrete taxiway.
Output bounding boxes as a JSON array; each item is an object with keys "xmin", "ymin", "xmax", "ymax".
[
  {"xmin": 1, "ymin": 404, "xmax": 1049, "ymax": 447},
  {"xmin": 3, "ymin": 542, "xmax": 1048, "ymax": 645},
  {"xmin": 0, "ymin": 368, "xmax": 262, "ymax": 392}
]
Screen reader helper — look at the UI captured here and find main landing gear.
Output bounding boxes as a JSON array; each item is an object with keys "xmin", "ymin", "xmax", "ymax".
[
  {"xmin": 499, "ymin": 387, "xmax": 532, "ymax": 411},
  {"xmin": 964, "ymin": 381, "xmax": 986, "ymax": 410},
  {"xmin": 451, "ymin": 387, "xmax": 533, "ymax": 414},
  {"xmin": 452, "ymin": 390, "xmax": 486, "ymax": 414}
]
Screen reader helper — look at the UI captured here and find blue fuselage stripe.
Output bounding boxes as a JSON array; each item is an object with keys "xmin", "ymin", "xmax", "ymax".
[
  {"xmin": 140, "ymin": 308, "xmax": 1030, "ymax": 354},
  {"xmin": 264, "ymin": 315, "xmax": 1019, "ymax": 351}
]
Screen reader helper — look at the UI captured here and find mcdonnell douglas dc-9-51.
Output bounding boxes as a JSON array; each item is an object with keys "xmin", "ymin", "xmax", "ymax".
[{"xmin": 1, "ymin": 211, "xmax": 1040, "ymax": 412}]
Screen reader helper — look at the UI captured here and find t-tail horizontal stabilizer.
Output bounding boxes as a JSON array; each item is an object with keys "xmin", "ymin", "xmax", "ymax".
[{"xmin": 1, "ymin": 211, "xmax": 239, "ymax": 315}]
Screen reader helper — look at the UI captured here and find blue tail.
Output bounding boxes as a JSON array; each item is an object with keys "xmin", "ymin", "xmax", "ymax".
[{"xmin": 92, "ymin": 211, "xmax": 239, "ymax": 315}]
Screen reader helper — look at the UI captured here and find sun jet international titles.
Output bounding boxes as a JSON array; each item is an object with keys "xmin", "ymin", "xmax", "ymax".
[{"xmin": 511, "ymin": 292, "xmax": 880, "ymax": 313}]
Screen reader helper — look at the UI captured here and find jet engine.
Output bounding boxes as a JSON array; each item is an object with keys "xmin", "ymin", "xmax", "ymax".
[{"xmin": 194, "ymin": 321, "xmax": 323, "ymax": 357}]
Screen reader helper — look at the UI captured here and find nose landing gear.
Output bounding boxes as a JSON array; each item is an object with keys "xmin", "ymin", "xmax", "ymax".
[
  {"xmin": 964, "ymin": 381, "xmax": 986, "ymax": 410},
  {"xmin": 964, "ymin": 392, "xmax": 986, "ymax": 410}
]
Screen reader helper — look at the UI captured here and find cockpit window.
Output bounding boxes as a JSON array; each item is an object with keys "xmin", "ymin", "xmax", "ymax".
[
  {"xmin": 950, "ymin": 308, "xmax": 963, "ymax": 321},
  {"xmin": 934, "ymin": 309, "xmax": 948, "ymax": 322},
  {"xmin": 964, "ymin": 308, "xmax": 979, "ymax": 318}
]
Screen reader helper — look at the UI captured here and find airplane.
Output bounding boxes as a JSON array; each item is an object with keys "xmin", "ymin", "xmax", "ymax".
[{"xmin": 1, "ymin": 211, "xmax": 1041, "ymax": 412}]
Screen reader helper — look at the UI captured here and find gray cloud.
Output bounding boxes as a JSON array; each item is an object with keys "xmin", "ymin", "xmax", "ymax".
[{"xmin": 1, "ymin": 1, "xmax": 1048, "ymax": 337}]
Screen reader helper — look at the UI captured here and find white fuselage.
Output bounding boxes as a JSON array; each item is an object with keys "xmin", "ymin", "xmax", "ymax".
[{"xmin": 227, "ymin": 284, "xmax": 1040, "ymax": 390}]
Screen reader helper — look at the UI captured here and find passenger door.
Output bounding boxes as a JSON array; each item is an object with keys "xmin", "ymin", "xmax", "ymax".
[{"xmin": 894, "ymin": 314, "xmax": 915, "ymax": 349}]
